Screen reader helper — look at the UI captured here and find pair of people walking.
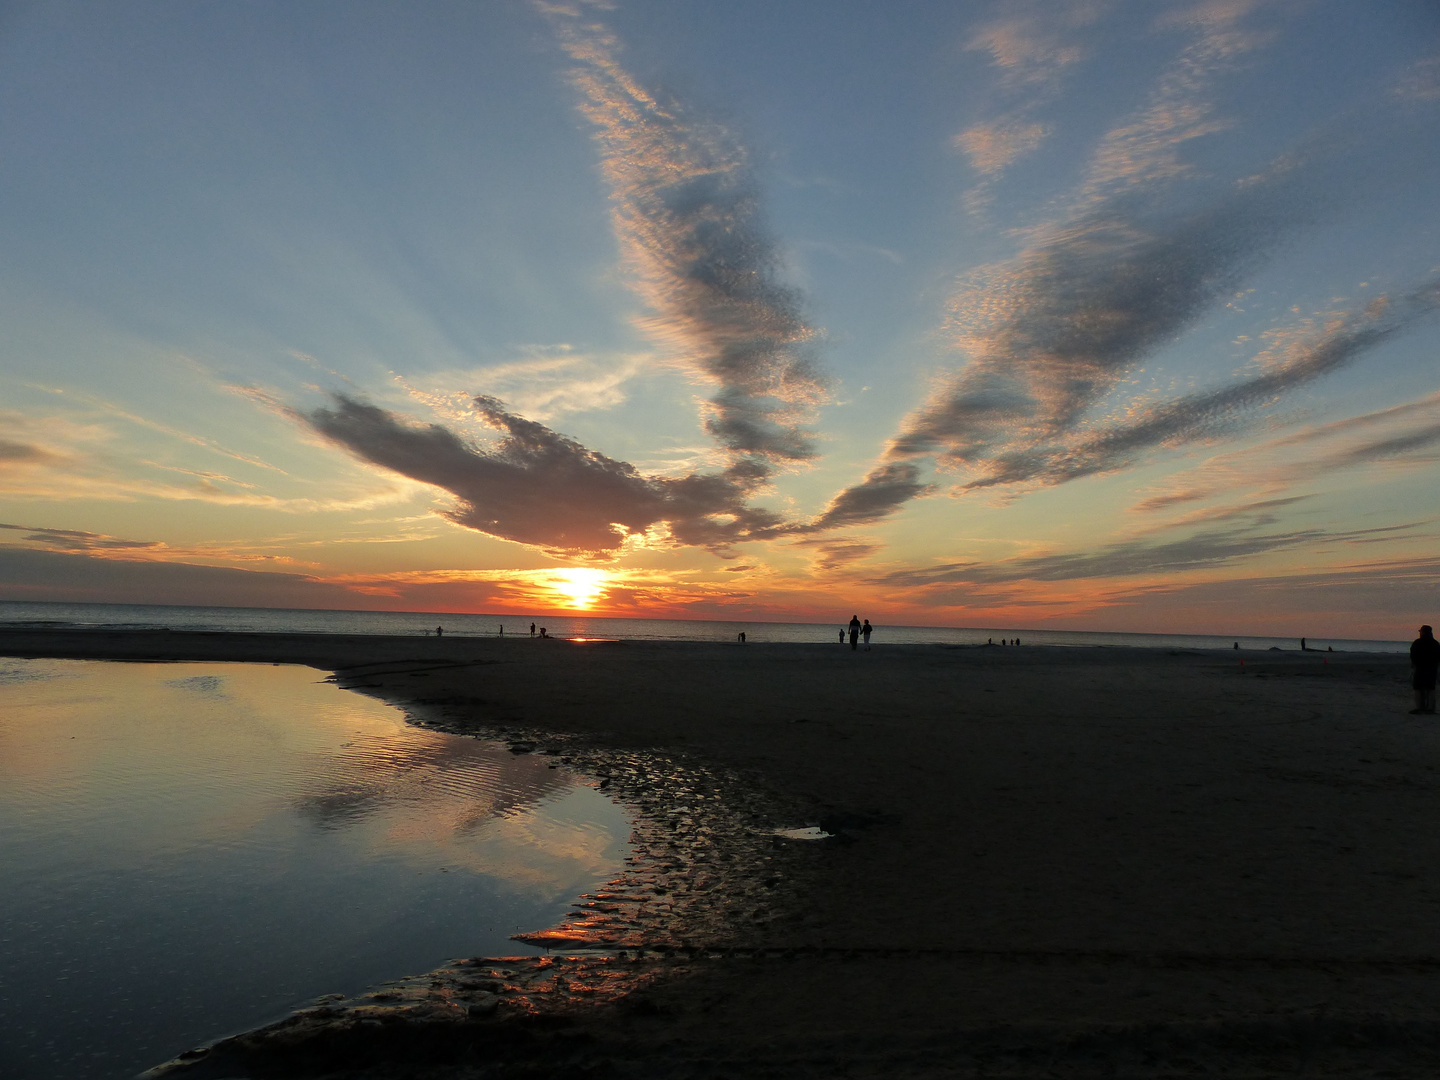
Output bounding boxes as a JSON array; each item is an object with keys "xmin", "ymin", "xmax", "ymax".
[{"xmin": 847, "ymin": 615, "xmax": 873, "ymax": 651}]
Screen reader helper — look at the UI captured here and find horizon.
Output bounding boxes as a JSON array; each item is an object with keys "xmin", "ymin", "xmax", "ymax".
[
  {"xmin": 0, "ymin": 596, "xmax": 1413, "ymax": 646},
  {"xmin": 2, "ymin": 2, "xmax": 1437, "ymax": 640}
]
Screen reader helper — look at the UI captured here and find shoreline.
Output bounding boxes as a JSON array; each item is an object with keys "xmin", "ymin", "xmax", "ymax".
[{"xmin": 6, "ymin": 630, "xmax": 1440, "ymax": 1077}]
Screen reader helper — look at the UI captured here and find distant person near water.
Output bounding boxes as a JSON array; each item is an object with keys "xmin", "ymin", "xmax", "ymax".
[
  {"xmin": 848, "ymin": 614, "xmax": 861, "ymax": 651},
  {"xmin": 862, "ymin": 619, "xmax": 873, "ymax": 650},
  {"xmin": 530, "ymin": 622, "xmax": 536, "ymax": 637},
  {"xmin": 838, "ymin": 629, "xmax": 845, "ymax": 644},
  {"xmin": 436, "ymin": 626, "xmax": 443, "ymax": 637},
  {"xmin": 1411, "ymin": 625, "xmax": 1439, "ymax": 715},
  {"xmin": 738, "ymin": 631, "xmax": 746, "ymax": 644}
]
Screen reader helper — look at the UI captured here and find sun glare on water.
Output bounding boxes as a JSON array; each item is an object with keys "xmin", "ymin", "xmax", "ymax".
[{"xmin": 549, "ymin": 568, "xmax": 608, "ymax": 610}]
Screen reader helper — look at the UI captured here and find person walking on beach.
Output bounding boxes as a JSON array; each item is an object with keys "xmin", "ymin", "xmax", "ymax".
[
  {"xmin": 838, "ymin": 629, "xmax": 845, "ymax": 644},
  {"xmin": 862, "ymin": 619, "xmax": 873, "ymax": 650},
  {"xmin": 436, "ymin": 625, "xmax": 443, "ymax": 637},
  {"xmin": 848, "ymin": 614, "xmax": 861, "ymax": 651},
  {"xmin": 1411, "ymin": 625, "xmax": 1440, "ymax": 715}
]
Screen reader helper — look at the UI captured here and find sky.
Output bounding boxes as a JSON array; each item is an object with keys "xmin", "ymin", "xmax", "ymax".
[{"xmin": 1, "ymin": 0, "xmax": 1437, "ymax": 636}]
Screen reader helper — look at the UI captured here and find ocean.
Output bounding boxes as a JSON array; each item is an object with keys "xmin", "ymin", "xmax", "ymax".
[{"xmin": 0, "ymin": 599, "xmax": 1409, "ymax": 653}]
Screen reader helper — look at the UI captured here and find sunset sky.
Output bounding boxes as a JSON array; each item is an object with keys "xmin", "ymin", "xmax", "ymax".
[{"xmin": 1, "ymin": 0, "xmax": 1437, "ymax": 636}]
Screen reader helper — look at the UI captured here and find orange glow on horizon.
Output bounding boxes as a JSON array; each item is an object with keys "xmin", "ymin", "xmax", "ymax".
[{"xmin": 548, "ymin": 568, "xmax": 608, "ymax": 610}]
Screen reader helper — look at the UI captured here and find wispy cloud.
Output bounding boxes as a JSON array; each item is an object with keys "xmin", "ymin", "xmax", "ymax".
[
  {"xmin": 822, "ymin": 0, "xmax": 1432, "ymax": 528},
  {"xmin": 873, "ymin": 517, "xmax": 1422, "ymax": 590},
  {"xmin": 1082, "ymin": 0, "xmax": 1274, "ymax": 198},
  {"xmin": 956, "ymin": 0, "xmax": 1110, "ymax": 204},
  {"xmin": 968, "ymin": 280, "xmax": 1440, "ymax": 489},
  {"xmin": 792, "ymin": 537, "xmax": 880, "ymax": 574},
  {"xmin": 965, "ymin": 3, "xmax": 1099, "ymax": 89},
  {"xmin": 0, "ymin": 439, "xmax": 63, "ymax": 466},
  {"xmin": 955, "ymin": 119, "xmax": 1051, "ymax": 175},
  {"xmin": 538, "ymin": 0, "xmax": 827, "ymax": 485},
  {"xmin": 1126, "ymin": 389, "xmax": 1440, "ymax": 521},
  {"xmin": 1392, "ymin": 52, "xmax": 1440, "ymax": 103},
  {"xmin": 401, "ymin": 345, "xmax": 651, "ymax": 425},
  {"xmin": 0, "ymin": 522, "xmax": 164, "ymax": 552},
  {"xmin": 807, "ymin": 461, "xmax": 933, "ymax": 531}
]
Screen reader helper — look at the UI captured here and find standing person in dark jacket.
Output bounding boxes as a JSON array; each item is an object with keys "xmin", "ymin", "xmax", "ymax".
[
  {"xmin": 848, "ymin": 614, "xmax": 861, "ymax": 651},
  {"xmin": 1412, "ymin": 625, "xmax": 1440, "ymax": 714}
]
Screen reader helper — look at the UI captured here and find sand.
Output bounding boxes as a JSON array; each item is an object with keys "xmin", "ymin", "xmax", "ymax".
[{"xmin": 5, "ymin": 629, "xmax": 1440, "ymax": 1077}]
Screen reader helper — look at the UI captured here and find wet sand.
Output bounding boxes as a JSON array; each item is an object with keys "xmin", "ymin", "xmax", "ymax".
[{"xmin": 5, "ymin": 629, "xmax": 1440, "ymax": 1077}]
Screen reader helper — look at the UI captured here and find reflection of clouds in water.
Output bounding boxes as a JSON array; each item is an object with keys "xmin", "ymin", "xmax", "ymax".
[
  {"xmin": 289, "ymin": 727, "xmax": 628, "ymax": 897},
  {"xmin": 292, "ymin": 731, "xmax": 573, "ymax": 835},
  {"xmin": 164, "ymin": 674, "xmax": 225, "ymax": 696},
  {"xmin": 431, "ymin": 789, "xmax": 630, "ymax": 894}
]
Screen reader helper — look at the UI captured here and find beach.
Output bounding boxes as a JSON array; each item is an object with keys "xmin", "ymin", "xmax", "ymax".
[{"xmin": 5, "ymin": 630, "xmax": 1440, "ymax": 1077}]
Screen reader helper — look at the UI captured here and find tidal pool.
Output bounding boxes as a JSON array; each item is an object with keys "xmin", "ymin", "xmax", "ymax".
[{"xmin": 0, "ymin": 658, "xmax": 631, "ymax": 1080}]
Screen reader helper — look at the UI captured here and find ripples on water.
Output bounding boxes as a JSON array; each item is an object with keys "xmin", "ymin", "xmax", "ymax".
[{"xmin": 0, "ymin": 659, "xmax": 631, "ymax": 1080}]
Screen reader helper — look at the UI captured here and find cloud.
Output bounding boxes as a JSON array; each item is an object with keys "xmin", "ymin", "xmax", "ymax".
[
  {"xmin": 539, "ymin": 2, "xmax": 827, "ymax": 483},
  {"xmin": 826, "ymin": 19, "xmax": 1434, "ymax": 528},
  {"xmin": 1393, "ymin": 53, "xmax": 1440, "ymax": 103},
  {"xmin": 1127, "ymin": 389, "xmax": 1440, "ymax": 519},
  {"xmin": 873, "ymin": 517, "xmax": 1421, "ymax": 590},
  {"xmin": 0, "ymin": 522, "xmax": 164, "ymax": 552},
  {"xmin": 0, "ymin": 439, "xmax": 62, "ymax": 466},
  {"xmin": 902, "ymin": 154, "xmax": 1320, "ymax": 468},
  {"xmin": 1123, "ymin": 494, "xmax": 1311, "ymax": 536},
  {"xmin": 965, "ymin": 5, "xmax": 1099, "ymax": 88},
  {"xmin": 954, "ymin": 2, "xmax": 1110, "ymax": 199},
  {"xmin": 954, "ymin": 119, "xmax": 1051, "ymax": 175},
  {"xmin": 1083, "ymin": 1, "xmax": 1274, "ymax": 197},
  {"xmin": 983, "ymin": 280, "xmax": 1440, "ymax": 488},
  {"xmin": 403, "ymin": 346, "xmax": 650, "ymax": 425},
  {"xmin": 1079, "ymin": 554, "xmax": 1440, "ymax": 637},
  {"xmin": 816, "ymin": 0, "xmax": 1317, "ymax": 524},
  {"xmin": 807, "ymin": 462, "xmax": 933, "ymax": 531},
  {"xmin": 792, "ymin": 538, "xmax": 879, "ymax": 574},
  {"xmin": 0, "ymin": 545, "xmax": 364, "ymax": 609},
  {"xmin": 302, "ymin": 393, "xmax": 786, "ymax": 556}
]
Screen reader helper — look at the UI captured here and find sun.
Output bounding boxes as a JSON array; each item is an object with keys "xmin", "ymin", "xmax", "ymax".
[{"xmin": 549, "ymin": 568, "xmax": 608, "ymax": 610}]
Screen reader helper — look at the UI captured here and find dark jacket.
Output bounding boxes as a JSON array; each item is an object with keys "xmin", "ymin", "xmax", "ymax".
[{"xmin": 1412, "ymin": 633, "xmax": 1440, "ymax": 689}]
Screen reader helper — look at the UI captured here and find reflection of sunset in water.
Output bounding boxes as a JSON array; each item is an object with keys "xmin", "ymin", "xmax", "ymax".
[
  {"xmin": 548, "ymin": 568, "xmax": 608, "ymax": 609},
  {"xmin": 0, "ymin": 658, "xmax": 630, "ymax": 1080}
]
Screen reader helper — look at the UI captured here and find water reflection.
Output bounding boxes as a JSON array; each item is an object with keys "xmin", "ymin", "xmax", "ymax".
[{"xmin": 0, "ymin": 659, "xmax": 630, "ymax": 1080}]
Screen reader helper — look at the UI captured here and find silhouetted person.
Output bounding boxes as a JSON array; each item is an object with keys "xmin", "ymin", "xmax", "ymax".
[
  {"xmin": 436, "ymin": 625, "xmax": 443, "ymax": 637},
  {"xmin": 499, "ymin": 625, "xmax": 504, "ymax": 636},
  {"xmin": 1411, "ymin": 625, "xmax": 1439, "ymax": 715},
  {"xmin": 540, "ymin": 627, "xmax": 548, "ymax": 638},
  {"xmin": 1233, "ymin": 642, "xmax": 1239, "ymax": 650},
  {"xmin": 848, "ymin": 614, "xmax": 861, "ymax": 651},
  {"xmin": 839, "ymin": 629, "xmax": 845, "ymax": 644},
  {"xmin": 738, "ymin": 631, "xmax": 746, "ymax": 644},
  {"xmin": 1301, "ymin": 637, "xmax": 1307, "ymax": 651},
  {"xmin": 530, "ymin": 622, "xmax": 536, "ymax": 637},
  {"xmin": 862, "ymin": 619, "xmax": 873, "ymax": 650}
]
